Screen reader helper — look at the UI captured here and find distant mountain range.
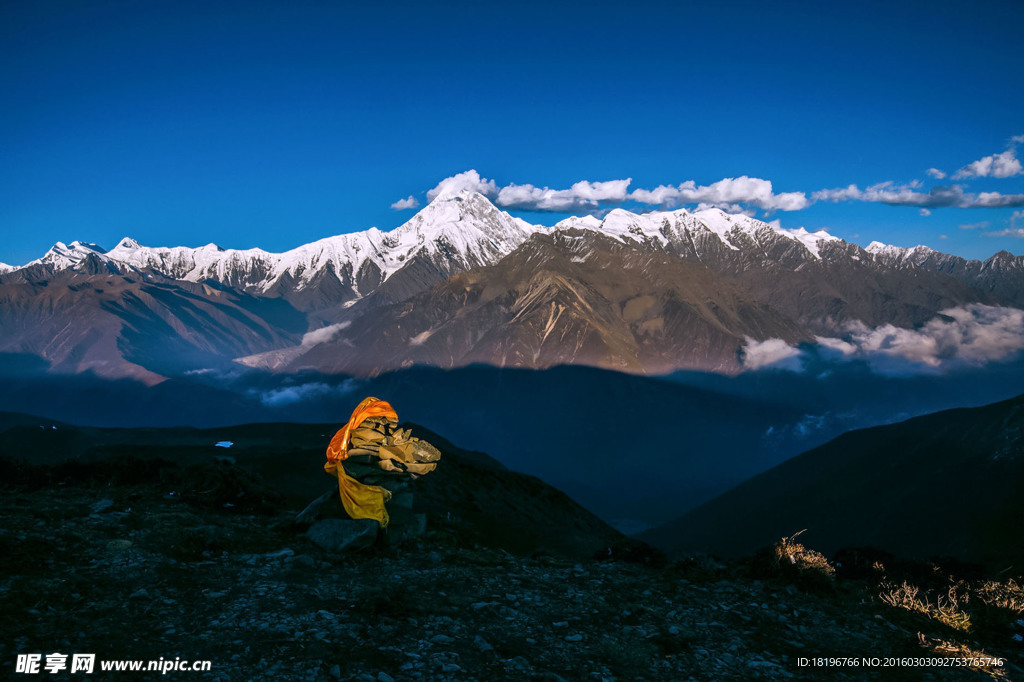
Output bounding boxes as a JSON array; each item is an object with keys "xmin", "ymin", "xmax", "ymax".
[{"xmin": 3, "ymin": 189, "xmax": 1024, "ymax": 380}]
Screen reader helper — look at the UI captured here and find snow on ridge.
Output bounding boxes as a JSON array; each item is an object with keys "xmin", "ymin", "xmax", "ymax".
[
  {"xmin": 8, "ymin": 190, "xmax": 935, "ymax": 283},
  {"xmin": 16, "ymin": 189, "xmax": 544, "ymax": 292},
  {"xmin": 775, "ymin": 226, "xmax": 841, "ymax": 258},
  {"xmin": 864, "ymin": 241, "xmax": 935, "ymax": 261},
  {"xmin": 23, "ymin": 240, "xmax": 109, "ymax": 270},
  {"xmin": 551, "ymin": 204, "xmax": 841, "ymax": 259}
]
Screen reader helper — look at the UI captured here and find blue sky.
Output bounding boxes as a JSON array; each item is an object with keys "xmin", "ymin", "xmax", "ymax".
[{"xmin": 2, "ymin": 0, "xmax": 1023, "ymax": 265}]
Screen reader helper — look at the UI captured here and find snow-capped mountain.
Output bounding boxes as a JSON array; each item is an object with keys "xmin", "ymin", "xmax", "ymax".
[
  {"xmin": 8, "ymin": 191, "xmax": 540, "ymax": 306},
  {"xmin": 25, "ymin": 240, "xmax": 110, "ymax": 270},
  {"xmin": 555, "ymin": 205, "xmax": 841, "ymax": 260},
  {"xmin": 4, "ymin": 190, "xmax": 1024, "ymax": 379},
  {"xmin": 3, "ymin": 192, "xmax": 848, "ymax": 300},
  {"xmin": 10, "ymin": 191, "xmax": 1021, "ymax": 293}
]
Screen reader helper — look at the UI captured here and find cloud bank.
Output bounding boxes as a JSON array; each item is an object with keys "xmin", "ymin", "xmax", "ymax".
[
  {"xmin": 740, "ymin": 337, "xmax": 805, "ymax": 371},
  {"xmin": 420, "ymin": 138, "xmax": 1024, "ymax": 217},
  {"xmin": 425, "ymin": 170, "xmax": 808, "ymax": 214},
  {"xmin": 741, "ymin": 304, "xmax": 1024, "ymax": 374},
  {"xmin": 812, "ymin": 182, "xmax": 1024, "ymax": 209},
  {"xmin": 497, "ymin": 179, "xmax": 632, "ymax": 212},
  {"xmin": 630, "ymin": 176, "xmax": 808, "ymax": 212}
]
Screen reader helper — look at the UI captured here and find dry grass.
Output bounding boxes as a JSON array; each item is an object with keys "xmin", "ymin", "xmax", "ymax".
[
  {"xmin": 879, "ymin": 581, "xmax": 972, "ymax": 632},
  {"xmin": 916, "ymin": 633, "xmax": 1009, "ymax": 680},
  {"xmin": 976, "ymin": 578, "xmax": 1024, "ymax": 614},
  {"xmin": 751, "ymin": 530, "xmax": 835, "ymax": 592},
  {"xmin": 877, "ymin": 573, "xmax": 1023, "ymax": 679}
]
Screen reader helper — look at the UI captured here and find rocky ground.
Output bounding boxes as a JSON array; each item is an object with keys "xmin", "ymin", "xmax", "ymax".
[{"xmin": 1, "ymin": 460, "xmax": 1022, "ymax": 681}]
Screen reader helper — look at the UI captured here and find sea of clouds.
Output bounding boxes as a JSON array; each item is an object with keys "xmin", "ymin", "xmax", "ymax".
[{"xmin": 742, "ymin": 304, "xmax": 1024, "ymax": 374}]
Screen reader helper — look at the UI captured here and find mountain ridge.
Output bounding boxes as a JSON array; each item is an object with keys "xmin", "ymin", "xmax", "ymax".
[{"xmin": 4, "ymin": 191, "xmax": 1024, "ymax": 378}]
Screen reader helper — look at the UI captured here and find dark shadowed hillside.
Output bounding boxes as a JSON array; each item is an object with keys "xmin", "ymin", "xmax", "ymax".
[
  {"xmin": 0, "ymin": 415, "xmax": 622, "ymax": 558},
  {"xmin": 640, "ymin": 393, "xmax": 1024, "ymax": 569}
]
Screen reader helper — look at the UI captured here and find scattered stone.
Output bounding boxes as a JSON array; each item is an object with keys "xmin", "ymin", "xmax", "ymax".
[
  {"xmin": 306, "ymin": 519, "xmax": 378, "ymax": 552},
  {"xmin": 293, "ymin": 554, "xmax": 316, "ymax": 568},
  {"xmin": 504, "ymin": 656, "xmax": 532, "ymax": 673},
  {"xmin": 90, "ymin": 498, "xmax": 114, "ymax": 514},
  {"xmin": 264, "ymin": 548, "xmax": 295, "ymax": 559}
]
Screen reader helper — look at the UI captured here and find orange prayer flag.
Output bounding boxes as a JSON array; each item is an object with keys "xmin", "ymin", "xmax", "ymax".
[{"xmin": 324, "ymin": 397, "xmax": 400, "ymax": 527}]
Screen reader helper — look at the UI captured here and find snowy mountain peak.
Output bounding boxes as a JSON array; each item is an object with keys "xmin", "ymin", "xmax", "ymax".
[
  {"xmin": 29, "ymin": 240, "xmax": 110, "ymax": 270},
  {"xmin": 76, "ymin": 189, "xmax": 542, "ymax": 294},
  {"xmin": 549, "ymin": 203, "xmax": 841, "ymax": 260},
  {"xmin": 865, "ymin": 241, "xmax": 934, "ymax": 261},
  {"xmin": 3, "ymin": 190, "xmax": 986, "ymax": 297}
]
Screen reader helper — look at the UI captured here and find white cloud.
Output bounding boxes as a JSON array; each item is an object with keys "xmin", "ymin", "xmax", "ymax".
[
  {"xmin": 815, "ymin": 304, "xmax": 1024, "ymax": 373},
  {"xmin": 959, "ymin": 221, "xmax": 989, "ymax": 230},
  {"xmin": 986, "ymin": 228, "xmax": 1024, "ymax": 238},
  {"xmin": 426, "ymin": 170, "xmax": 498, "ymax": 201},
  {"xmin": 631, "ymin": 176, "xmax": 808, "ymax": 212},
  {"xmin": 740, "ymin": 337, "xmax": 805, "ymax": 371},
  {"xmin": 1011, "ymin": 209, "xmax": 1024, "ymax": 226},
  {"xmin": 812, "ymin": 182, "xmax": 1024, "ymax": 209},
  {"xmin": 254, "ymin": 379, "xmax": 359, "ymax": 407},
  {"xmin": 953, "ymin": 144, "xmax": 1022, "ymax": 180},
  {"xmin": 742, "ymin": 305, "xmax": 1024, "ymax": 375},
  {"xmin": 423, "ymin": 170, "xmax": 809, "ymax": 214},
  {"xmin": 811, "ymin": 184, "xmax": 863, "ymax": 202},
  {"xmin": 421, "ymin": 154, "xmax": 1024, "ymax": 218},
  {"xmin": 390, "ymin": 195, "xmax": 420, "ymax": 210},
  {"xmin": 301, "ymin": 321, "xmax": 351, "ymax": 347},
  {"xmin": 496, "ymin": 179, "xmax": 631, "ymax": 213}
]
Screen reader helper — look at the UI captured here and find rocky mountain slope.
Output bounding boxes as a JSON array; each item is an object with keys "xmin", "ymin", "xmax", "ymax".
[
  {"xmin": 0, "ymin": 269, "xmax": 307, "ymax": 381},
  {"xmin": 262, "ymin": 229, "xmax": 807, "ymax": 375},
  {"xmin": 639, "ymin": 392, "xmax": 1024, "ymax": 570},
  {"xmin": 4, "ymin": 191, "xmax": 1024, "ymax": 378}
]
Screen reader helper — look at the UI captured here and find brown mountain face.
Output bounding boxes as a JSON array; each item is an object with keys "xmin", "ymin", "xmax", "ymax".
[
  {"xmin": 242, "ymin": 213, "xmax": 1020, "ymax": 378},
  {"xmin": 261, "ymin": 230, "xmax": 808, "ymax": 376},
  {"xmin": 655, "ymin": 227, "xmax": 996, "ymax": 334},
  {"xmin": 6, "ymin": 194, "xmax": 1024, "ymax": 381},
  {"xmin": 0, "ymin": 268, "xmax": 306, "ymax": 382}
]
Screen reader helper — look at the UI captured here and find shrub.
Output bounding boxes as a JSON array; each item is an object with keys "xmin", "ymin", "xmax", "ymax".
[{"xmin": 750, "ymin": 530, "xmax": 835, "ymax": 592}]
